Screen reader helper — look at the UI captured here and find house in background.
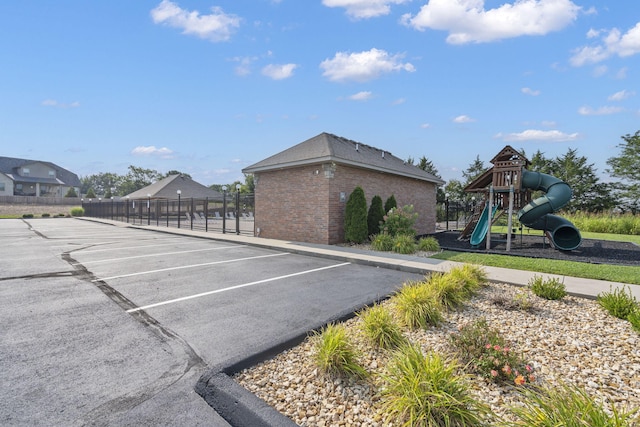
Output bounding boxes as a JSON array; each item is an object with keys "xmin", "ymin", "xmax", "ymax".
[
  {"xmin": 0, "ymin": 156, "xmax": 81, "ymax": 197},
  {"xmin": 123, "ymin": 174, "xmax": 222, "ymax": 200},
  {"xmin": 243, "ymin": 132, "xmax": 445, "ymax": 245}
]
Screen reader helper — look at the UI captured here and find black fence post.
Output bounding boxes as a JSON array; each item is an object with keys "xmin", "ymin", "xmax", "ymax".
[
  {"xmin": 235, "ymin": 186, "xmax": 240, "ymax": 235},
  {"xmin": 222, "ymin": 187, "xmax": 227, "ymax": 234}
]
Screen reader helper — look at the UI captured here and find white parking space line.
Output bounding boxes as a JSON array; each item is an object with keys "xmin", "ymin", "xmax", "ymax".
[
  {"xmin": 71, "ymin": 245, "xmax": 240, "ymax": 265},
  {"xmin": 127, "ymin": 262, "xmax": 351, "ymax": 313},
  {"xmin": 92, "ymin": 252, "xmax": 290, "ymax": 282},
  {"xmin": 61, "ymin": 240, "xmax": 205, "ymax": 253}
]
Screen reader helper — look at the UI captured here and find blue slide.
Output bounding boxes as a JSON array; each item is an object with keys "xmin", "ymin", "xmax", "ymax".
[
  {"xmin": 470, "ymin": 204, "xmax": 498, "ymax": 247},
  {"xmin": 518, "ymin": 170, "xmax": 582, "ymax": 251}
]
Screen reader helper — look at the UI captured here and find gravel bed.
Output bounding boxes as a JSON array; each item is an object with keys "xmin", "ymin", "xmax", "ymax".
[{"xmin": 236, "ymin": 282, "xmax": 640, "ymax": 426}]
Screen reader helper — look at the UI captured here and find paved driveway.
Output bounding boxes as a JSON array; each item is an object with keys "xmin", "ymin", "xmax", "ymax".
[{"xmin": 1, "ymin": 218, "xmax": 422, "ymax": 426}]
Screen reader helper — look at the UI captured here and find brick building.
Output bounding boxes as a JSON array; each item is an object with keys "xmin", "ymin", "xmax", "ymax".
[{"xmin": 242, "ymin": 132, "xmax": 444, "ymax": 244}]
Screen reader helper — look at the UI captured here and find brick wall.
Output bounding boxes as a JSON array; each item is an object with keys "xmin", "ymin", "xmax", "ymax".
[{"xmin": 254, "ymin": 163, "xmax": 439, "ymax": 244}]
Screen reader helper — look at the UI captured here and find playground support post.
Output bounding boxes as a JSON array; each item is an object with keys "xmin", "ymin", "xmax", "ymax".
[
  {"xmin": 506, "ymin": 185, "xmax": 514, "ymax": 252},
  {"xmin": 486, "ymin": 186, "xmax": 493, "ymax": 251}
]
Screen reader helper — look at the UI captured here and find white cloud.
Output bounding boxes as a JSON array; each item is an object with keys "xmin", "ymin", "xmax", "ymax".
[
  {"xmin": 150, "ymin": 0, "xmax": 240, "ymax": 42},
  {"xmin": 496, "ymin": 129, "xmax": 579, "ymax": 142},
  {"xmin": 320, "ymin": 48, "xmax": 415, "ymax": 82},
  {"xmin": 401, "ymin": 0, "xmax": 580, "ymax": 44},
  {"xmin": 570, "ymin": 22, "xmax": 640, "ymax": 66},
  {"xmin": 453, "ymin": 115, "xmax": 475, "ymax": 123},
  {"xmin": 131, "ymin": 146, "xmax": 175, "ymax": 159},
  {"xmin": 541, "ymin": 120, "xmax": 557, "ymax": 127},
  {"xmin": 41, "ymin": 99, "xmax": 80, "ymax": 108},
  {"xmin": 392, "ymin": 97, "xmax": 406, "ymax": 105},
  {"xmin": 521, "ymin": 87, "xmax": 541, "ymax": 96},
  {"xmin": 577, "ymin": 105, "xmax": 624, "ymax": 115},
  {"xmin": 616, "ymin": 67, "xmax": 629, "ymax": 79},
  {"xmin": 348, "ymin": 91, "xmax": 373, "ymax": 101},
  {"xmin": 608, "ymin": 89, "xmax": 635, "ymax": 101},
  {"xmin": 420, "ymin": 123, "xmax": 431, "ymax": 129},
  {"xmin": 322, "ymin": 0, "xmax": 410, "ymax": 19},
  {"xmin": 230, "ymin": 56, "xmax": 257, "ymax": 76},
  {"xmin": 261, "ymin": 63, "xmax": 298, "ymax": 80}
]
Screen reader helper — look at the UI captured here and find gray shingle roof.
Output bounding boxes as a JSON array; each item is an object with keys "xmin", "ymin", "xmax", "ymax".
[
  {"xmin": 124, "ymin": 174, "xmax": 222, "ymax": 200},
  {"xmin": 242, "ymin": 132, "xmax": 445, "ymax": 185},
  {"xmin": 0, "ymin": 156, "xmax": 81, "ymax": 186}
]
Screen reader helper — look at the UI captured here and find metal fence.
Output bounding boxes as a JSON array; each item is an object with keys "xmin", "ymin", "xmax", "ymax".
[{"xmin": 82, "ymin": 193, "xmax": 255, "ymax": 236}]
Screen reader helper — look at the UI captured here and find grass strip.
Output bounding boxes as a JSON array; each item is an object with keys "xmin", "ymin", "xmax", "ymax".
[{"xmin": 431, "ymin": 251, "xmax": 640, "ymax": 285}]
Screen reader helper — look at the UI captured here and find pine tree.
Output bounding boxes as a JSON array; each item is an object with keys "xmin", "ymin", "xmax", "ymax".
[
  {"xmin": 384, "ymin": 194, "xmax": 397, "ymax": 214},
  {"xmin": 367, "ymin": 195, "xmax": 385, "ymax": 236}
]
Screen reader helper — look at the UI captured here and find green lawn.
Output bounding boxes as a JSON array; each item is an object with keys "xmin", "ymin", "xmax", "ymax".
[{"xmin": 433, "ymin": 231, "xmax": 640, "ymax": 285}]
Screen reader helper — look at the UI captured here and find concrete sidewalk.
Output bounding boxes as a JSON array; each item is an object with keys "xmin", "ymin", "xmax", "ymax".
[{"xmin": 82, "ymin": 217, "xmax": 639, "ymax": 301}]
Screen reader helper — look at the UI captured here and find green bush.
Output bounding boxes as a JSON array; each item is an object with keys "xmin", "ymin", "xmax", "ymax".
[
  {"xmin": 384, "ymin": 194, "xmax": 397, "ymax": 214},
  {"xmin": 447, "ymin": 264, "xmax": 487, "ymax": 297},
  {"xmin": 312, "ymin": 323, "xmax": 368, "ymax": 379},
  {"xmin": 357, "ymin": 303, "xmax": 406, "ymax": 349},
  {"xmin": 449, "ymin": 318, "xmax": 534, "ymax": 385},
  {"xmin": 425, "ymin": 272, "xmax": 468, "ymax": 311},
  {"xmin": 392, "ymin": 281, "xmax": 442, "ymax": 329},
  {"xmin": 380, "ymin": 344, "xmax": 489, "ymax": 426},
  {"xmin": 367, "ymin": 195, "xmax": 385, "ymax": 237},
  {"xmin": 41, "ymin": 213, "xmax": 50, "ymax": 218},
  {"xmin": 85, "ymin": 188, "xmax": 96, "ymax": 199},
  {"xmin": 64, "ymin": 187, "xmax": 78, "ymax": 197},
  {"xmin": 22, "ymin": 214, "xmax": 34, "ymax": 218},
  {"xmin": 70, "ymin": 207, "xmax": 85, "ymax": 217},
  {"xmin": 57, "ymin": 213, "xmax": 66, "ymax": 217},
  {"xmin": 370, "ymin": 233, "xmax": 393, "ymax": 251},
  {"xmin": 597, "ymin": 286, "xmax": 639, "ymax": 320},
  {"xmin": 507, "ymin": 382, "xmax": 639, "ymax": 426},
  {"xmin": 381, "ymin": 205, "xmax": 418, "ymax": 237},
  {"xmin": 417, "ymin": 236, "xmax": 440, "ymax": 252},
  {"xmin": 529, "ymin": 275, "xmax": 567, "ymax": 300},
  {"xmin": 392, "ymin": 234, "xmax": 416, "ymax": 254},
  {"xmin": 344, "ymin": 186, "xmax": 368, "ymax": 243},
  {"xmin": 628, "ymin": 310, "xmax": 640, "ymax": 333}
]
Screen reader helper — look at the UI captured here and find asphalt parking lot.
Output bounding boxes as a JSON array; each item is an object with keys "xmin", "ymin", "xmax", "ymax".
[{"xmin": 0, "ymin": 218, "xmax": 423, "ymax": 426}]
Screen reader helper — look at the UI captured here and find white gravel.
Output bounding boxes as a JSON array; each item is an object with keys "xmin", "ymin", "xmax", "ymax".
[{"xmin": 235, "ymin": 281, "xmax": 640, "ymax": 426}]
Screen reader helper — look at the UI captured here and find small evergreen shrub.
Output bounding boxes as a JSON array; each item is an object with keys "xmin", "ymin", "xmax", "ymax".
[
  {"xmin": 344, "ymin": 186, "xmax": 368, "ymax": 244},
  {"xmin": 367, "ymin": 195, "xmax": 385, "ymax": 236},
  {"xmin": 529, "ymin": 275, "xmax": 567, "ymax": 300},
  {"xmin": 508, "ymin": 382, "xmax": 639, "ymax": 426},
  {"xmin": 85, "ymin": 188, "xmax": 97, "ymax": 199},
  {"xmin": 358, "ymin": 303, "xmax": 406, "ymax": 349},
  {"xmin": 70, "ymin": 207, "xmax": 85, "ymax": 217},
  {"xmin": 22, "ymin": 214, "xmax": 34, "ymax": 218},
  {"xmin": 597, "ymin": 286, "xmax": 639, "ymax": 320},
  {"xmin": 57, "ymin": 213, "xmax": 66, "ymax": 217},
  {"xmin": 384, "ymin": 194, "xmax": 397, "ymax": 214},
  {"xmin": 392, "ymin": 281, "xmax": 443, "ymax": 329},
  {"xmin": 417, "ymin": 236, "xmax": 440, "ymax": 252},
  {"xmin": 370, "ymin": 233, "xmax": 393, "ymax": 251},
  {"xmin": 65, "ymin": 187, "xmax": 78, "ymax": 197},
  {"xmin": 41, "ymin": 213, "xmax": 50, "ymax": 218},
  {"xmin": 312, "ymin": 323, "xmax": 368, "ymax": 379},
  {"xmin": 392, "ymin": 234, "xmax": 417, "ymax": 254},
  {"xmin": 380, "ymin": 344, "xmax": 489, "ymax": 427}
]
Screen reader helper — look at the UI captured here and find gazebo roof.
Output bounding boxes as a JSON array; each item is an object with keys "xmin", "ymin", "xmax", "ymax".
[{"xmin": 124, "ymin": 174, "xmax": 221, "ymax": 199}]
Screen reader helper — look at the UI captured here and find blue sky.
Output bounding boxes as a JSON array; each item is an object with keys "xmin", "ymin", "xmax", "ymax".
[{"xmin": 1, "ymin": 1, "xmax": 639, "ymax": 186}]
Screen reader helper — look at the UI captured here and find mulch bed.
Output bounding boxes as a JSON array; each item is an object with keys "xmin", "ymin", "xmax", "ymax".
[{"xmin": 429, "ymin": 231, "xmax": 640, "ymax": 267}]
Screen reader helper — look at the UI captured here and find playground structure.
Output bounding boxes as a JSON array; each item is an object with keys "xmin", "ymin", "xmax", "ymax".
[{"xmin": 460, "ymin": 146, "xmax": 582, "ymax": 251}]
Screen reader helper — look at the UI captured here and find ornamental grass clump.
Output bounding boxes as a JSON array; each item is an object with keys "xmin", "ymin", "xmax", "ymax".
[
  {"xmin": 597, "ymin": 285, "xmax": 639, "ymax": 320},
  {"xmin": 417, "ymin": 236, "xmax": 440, "ymax": 252},
  {"xmin": 357, "ymin": 303, "xmax": 406, "ymax": 349},
  {"xmin": 312, "ymin": 323, "xmax": 368, "ymax": 379},
  {"xmin": 529, "ymin": 275, "xmax": 567, "ymax": 300},
  {"xmin": 392, "ymin": 234, "xmax": 417, "ymax": 254},
  {"xmin": 380, "ymin": 343, "xmax": 490, "ymax": 427},
  {"xmin": 425, "ymin": 272, "xmax": 468, "ymax": 312},
  {"xmin": 370, "ymin": 233, "xmax": 394, "ymax": 251},
  {"xmin": 447, "ymin": 264, "xmax": 487, "ymax": 297},
  {"xmin": 506, "ymin": 382, "xmax": 639, "ymax": 427},
  {"xmin": 449, "ymin": 318, "xmax": 534, "ymax": 386},
  {"xmin": 392, "ymin": 281, "xmax": 443, "ymax": 329}
]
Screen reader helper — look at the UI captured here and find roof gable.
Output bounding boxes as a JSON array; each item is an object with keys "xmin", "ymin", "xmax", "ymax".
[
  {"xmin": 124, "ymin": 174, "xmax": 222, "ymax": 199},
  {"xmin": 243, "ymin": 132, "xmax": 444, "ymax": 185},
  {"xmin": 0, "ymin": 156, "xmax": 81, "ymax": 186}
]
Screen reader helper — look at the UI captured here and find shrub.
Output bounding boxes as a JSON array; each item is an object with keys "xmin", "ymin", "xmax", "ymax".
[
  {"xmin": 507, "ymin": 382, "xmax": 639, "ymax": 426},
  {"xmin": 425, "ymin": 272, "xmax": 467, "ymax": 311},
  {"xmin": 384, "ymin": 194, "xmax": 397, "ymax": 214},
  {"xmin": 312, "ymin": 323, "xmax": 368, "ymax": 379},
  {"xmin": 380, "ymin": 344, "xmax": 489, "ymax": 427},
  {"xmin": 447, "ymin": 264, "xmax": 487, "ymax": 297},
  {"xmin": 492, "ymin": 291, "xmax": 535, "ymax": 312},
  {"xmin": 64, "ymin": 187, "xmax": 78, "ymax": 197},
  {"xmin": 529, "ymin": 275, "xmax": 567, "ymax": 300},
  {"xmin": 367, "ymin": 195, "xmax": 385, "ymax": 237},
  {"xmin": 70, "ymin": 207, "xmax": 85, "ymax": 217},
  {"xmin": 417, "ymin": 236, "xmax": 440, "ymax": 252},
  {"xmin": 358, "ymin": 303, "xmax": 406, "ymax": 349},
  {"xmin": 57, "ymin": 213, "xmax": 66, "ymax": 217},
  {"xmin": 85, "ymin": 188, "xmax": 97, "ymax": 199},
  {"xmin": 41, "ymin": 213, "xmax": 50, "ymax": 218},
  {"xmin": 381, "ymin": 205, "xmax": 417, "ymax": 237},
  {"xmin": 392, "ymin": 281, "xmax": 443, "ymax": 329},
  {"xmin": 628, "ymin": 310, "xmax": 640, "ymax": 333},
  {"xmin": 370, "ymin": 233, "xmax": 393, "ymax": 252},
  {"xmin": 597, "ymin": 286, "xmax": 639, "ymax": 320},
  {"xmin": 22, "ymin": 214, "xmax": 34, "ymax": 218},
  {"xmin": 344, "ymin": 186, "xmax": 368, "ymax": 244},
  {"xmin": 449, "ymin": 318, "xmax": 534, "ymax": 385},
  {"xmin": 392, "ymin": 234, "xmax": 417, "ymax": 254}
]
